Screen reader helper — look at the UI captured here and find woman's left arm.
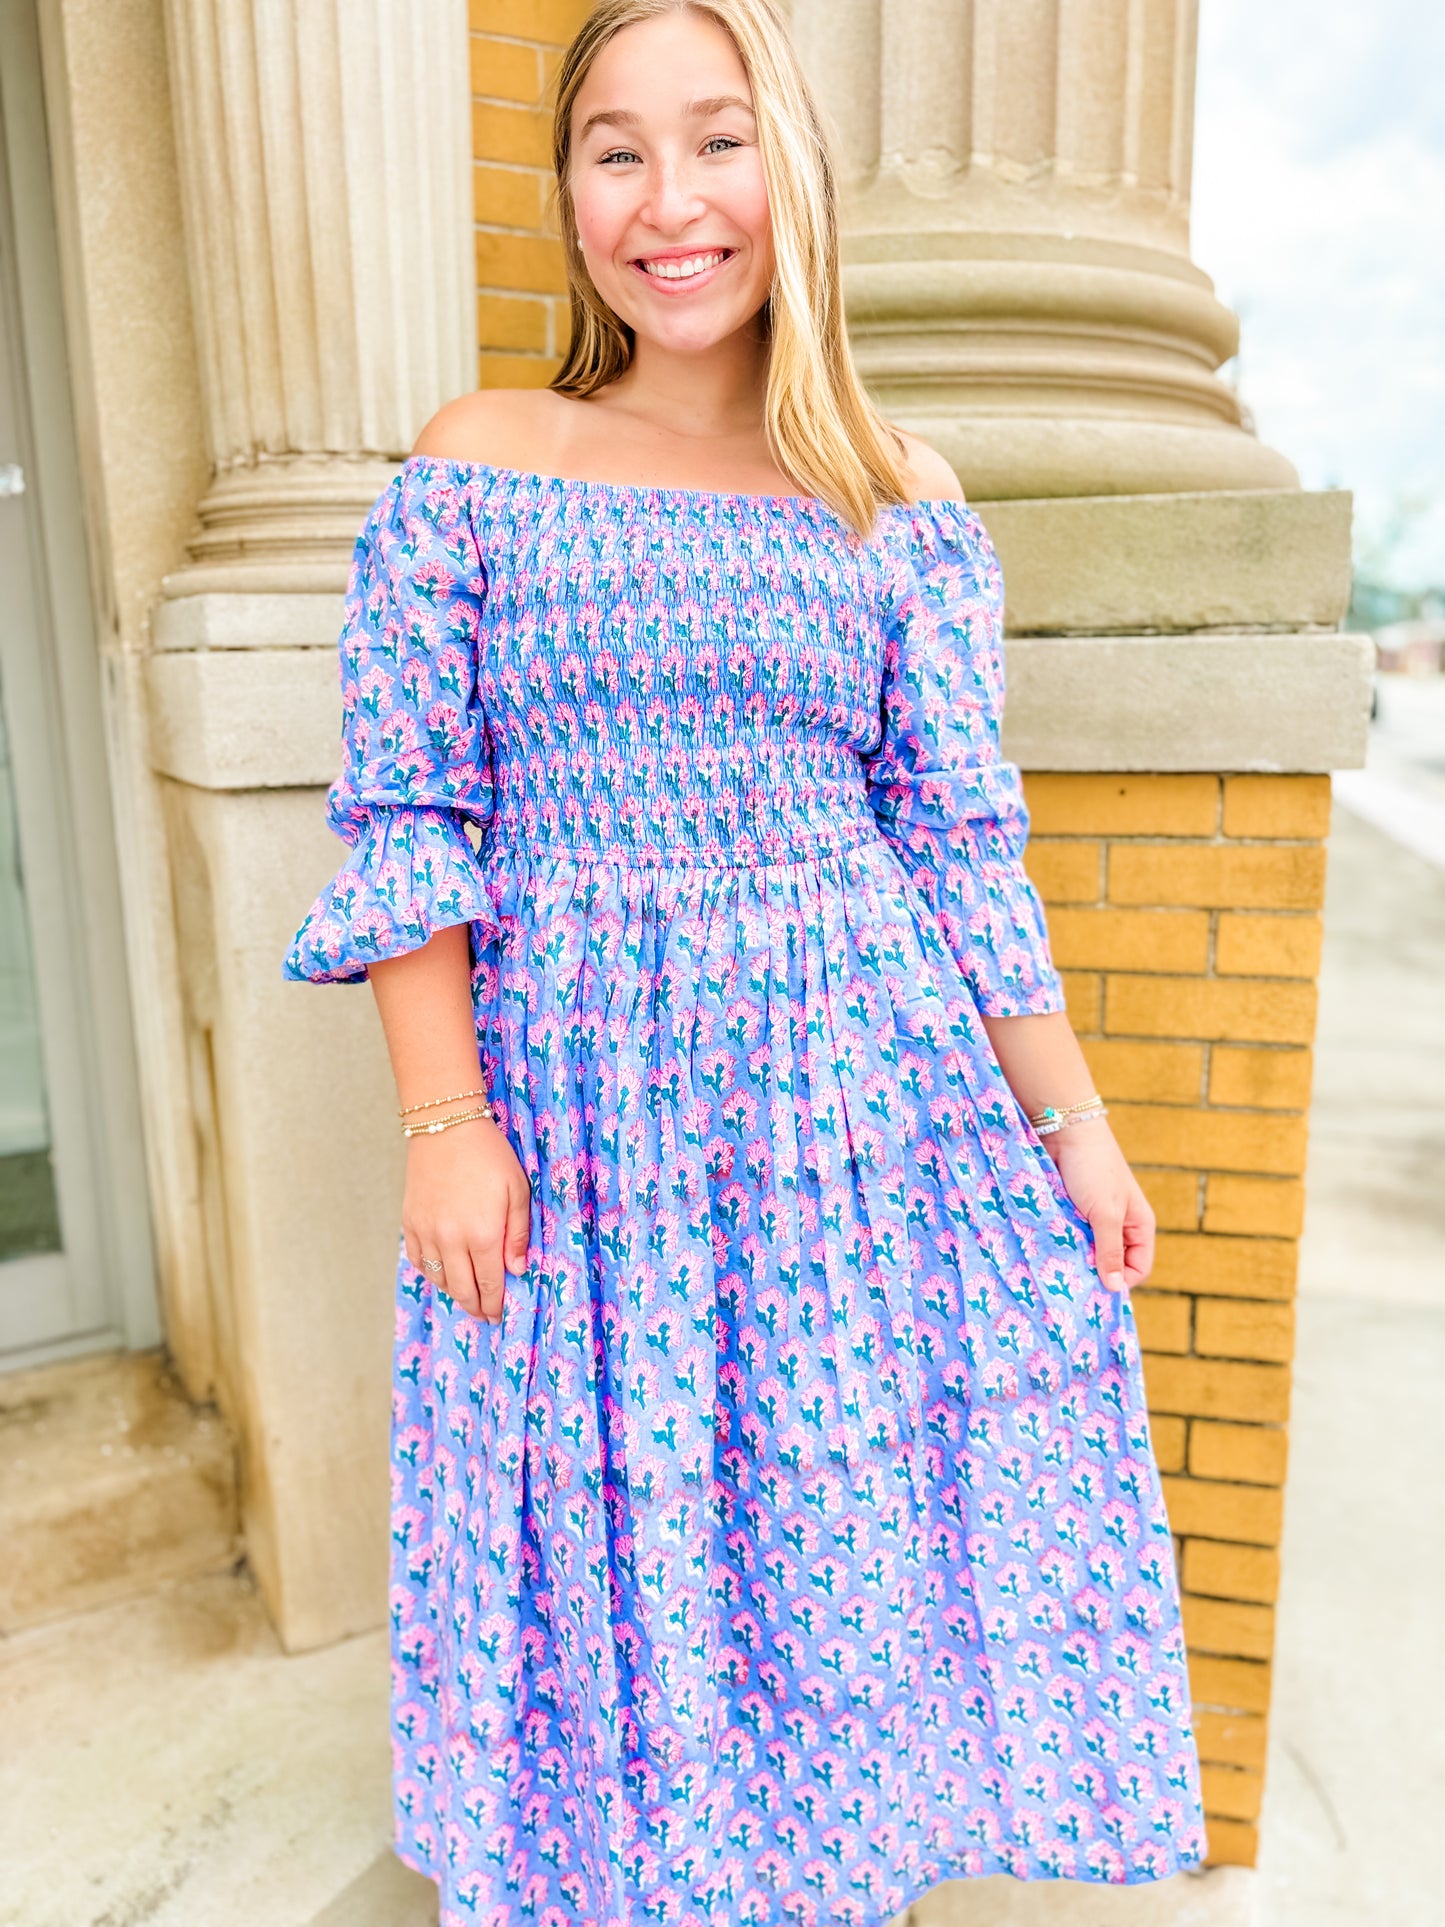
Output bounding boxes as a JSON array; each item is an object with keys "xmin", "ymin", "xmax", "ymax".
[
  {"xmin": 981, "ymin": 1010, "xmax": 1155, "ymax": 1293},
  {"xmin": 863, "ymin": 480, "xmax": 1153, "ymax": 1294}
]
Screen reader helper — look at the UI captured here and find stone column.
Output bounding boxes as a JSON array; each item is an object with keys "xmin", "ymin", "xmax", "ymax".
[
  {"xmin": 162, "ymin": 0, "xmax": 474, "ymax": 589},
  {"xmin": 791, "ymin": 0, "xmax": 1298, "ymax": 499},
  {"xmin": 144, "ymin": 1, "xmax": 475, "ymax": 1649}
]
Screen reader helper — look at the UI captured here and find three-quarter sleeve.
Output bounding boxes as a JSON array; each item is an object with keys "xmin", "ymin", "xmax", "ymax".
[
  {"xmin": 283, "ymin": 459, "xmax": 500, "ymax": 986},
  {"xmin": 865, "ymin": 499, "xmax": 1066, "ymax": 1018}
]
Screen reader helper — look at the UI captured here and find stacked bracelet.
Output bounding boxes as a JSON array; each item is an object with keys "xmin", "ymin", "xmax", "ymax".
[
  {"xmin": 399, "ymin": 1086, "xmax": 488, "ymax": 1119},
  {"xmin": 401, "ymin": 1102, "xmax": 494, "ymax": 1140},
  {"xmin": 1029, "ymin": 1095, "xmax": 1108, "ymax": 1138}
]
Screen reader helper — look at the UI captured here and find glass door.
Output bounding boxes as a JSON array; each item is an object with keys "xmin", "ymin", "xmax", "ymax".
[
  {"xmin": 0, "ymin": 1, "xmax": 158, "ymax": 1366},
  {"xmin": 0, "ymin": 683, "xmax": 62, "ymax": 1267}
]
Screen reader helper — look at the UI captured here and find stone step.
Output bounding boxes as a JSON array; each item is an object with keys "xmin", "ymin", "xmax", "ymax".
[{"xmin": 0, "ymin": 1346, "xmax": 241, "ymax": 1632}]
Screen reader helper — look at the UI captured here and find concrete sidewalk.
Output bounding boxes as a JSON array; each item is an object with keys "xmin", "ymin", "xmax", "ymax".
[{"xmin": 1252, "ymin": 799, "xmax": 1445, "ymax": 1927}]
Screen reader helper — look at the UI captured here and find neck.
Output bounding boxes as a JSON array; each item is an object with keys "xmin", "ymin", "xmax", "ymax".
[{"xmin": 602, "ymin": 321, "xmax": 771, "ymax": 446}]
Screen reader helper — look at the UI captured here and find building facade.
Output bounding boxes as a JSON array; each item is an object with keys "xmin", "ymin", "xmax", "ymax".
[{"xmin": 0, "ymin": 0, "xmax": 1370, "ymax": 1886}]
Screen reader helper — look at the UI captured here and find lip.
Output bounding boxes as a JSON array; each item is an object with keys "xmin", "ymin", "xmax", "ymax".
[{"xmin": 628, "ymin": 245, "xmax": 737, "ymax": 295}]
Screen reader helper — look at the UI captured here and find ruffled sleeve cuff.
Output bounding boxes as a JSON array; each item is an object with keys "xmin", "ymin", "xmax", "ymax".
[{"xmin": 283, "ymin": 804, "xmax": 502, "ymax": 985}]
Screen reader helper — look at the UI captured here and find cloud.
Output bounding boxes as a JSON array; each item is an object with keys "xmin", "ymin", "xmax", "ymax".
[{"xmin": 1193, "ymin": 0, "xmax": 1445, "ymax": 587}]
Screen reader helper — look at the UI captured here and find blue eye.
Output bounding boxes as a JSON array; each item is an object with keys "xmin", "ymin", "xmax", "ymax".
[
  {"xmin": 703, "ymin": 136, "xmax": 742, "ymax": 156},
  {"xmin": 599, "ymin": 148, "xmax": 641, "ymax": 166}
]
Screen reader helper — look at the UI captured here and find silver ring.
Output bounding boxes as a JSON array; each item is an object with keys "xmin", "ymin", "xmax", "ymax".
[{"xmin": 420, "ymin": 1256, "xmax": 444, "ymax": 1277}]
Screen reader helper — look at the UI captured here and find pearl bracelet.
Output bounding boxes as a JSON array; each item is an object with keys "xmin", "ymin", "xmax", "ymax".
[{"xmin": 401, "ymin": 1101, "xmax": 495, "ymax": 1140}]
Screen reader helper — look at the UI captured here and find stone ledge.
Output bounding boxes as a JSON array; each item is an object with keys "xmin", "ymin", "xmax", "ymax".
[
  {"xmin": 1004, "ymin": 633, "xmax": 1373, "ymax": 773},
  {"xmin": 146, "ymin": 625, "xmax": 1373, "ymax": 789},
  {"xmin": 153, "ymin": 590, "xmax": 344, "ymax": 651},
  {"xmin": 975, "ymin": 489, "xmax": 1354, "ymax": 635},
  {"xmin": 146, "ymin": 646, "xmax": 341, "ymax": 788}
]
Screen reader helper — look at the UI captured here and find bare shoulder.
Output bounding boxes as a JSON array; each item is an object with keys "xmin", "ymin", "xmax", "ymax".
[
  {"xmin": 410, "ymin": 387, "xmax": 565, "ymax": 467},
  {"xmin": 890, "ymin": 425, "xmax": 966, "ymax": 504}
]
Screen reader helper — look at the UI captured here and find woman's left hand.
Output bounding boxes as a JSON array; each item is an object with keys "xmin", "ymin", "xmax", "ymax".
[{"xmin": 1045, "ymin": 1119, "xmax": 1156, "ymax": 1292}]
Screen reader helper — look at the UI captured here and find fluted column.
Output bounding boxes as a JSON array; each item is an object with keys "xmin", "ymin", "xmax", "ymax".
[
  {"xmin": 162, "ymin": 0, "xmax": 474, "ymax": 589},
  {"xmin": 791, "ymin": 0, "xmax": 1297, "ymax": 498}
]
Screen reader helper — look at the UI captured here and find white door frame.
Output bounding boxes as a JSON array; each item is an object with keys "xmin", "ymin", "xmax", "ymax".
[{"xmin": 0, "ymin": 0, "xmax": 158, "ymax": 1365}]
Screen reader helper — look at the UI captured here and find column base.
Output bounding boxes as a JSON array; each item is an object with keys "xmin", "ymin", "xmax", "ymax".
[{"xmin": 164, "ymin": 454, "xmax": 403, "ymax": 596}]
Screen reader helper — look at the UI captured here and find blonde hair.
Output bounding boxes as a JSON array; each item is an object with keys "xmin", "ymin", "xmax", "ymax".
[{"xmin": 549, "ymin": 0, "xmax": 911, "ymax": 537}]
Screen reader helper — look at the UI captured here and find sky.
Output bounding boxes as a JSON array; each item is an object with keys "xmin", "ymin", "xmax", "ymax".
[{"xmin": 1191, "ymin": 0, "xmax": 1445, "ymax": 592}]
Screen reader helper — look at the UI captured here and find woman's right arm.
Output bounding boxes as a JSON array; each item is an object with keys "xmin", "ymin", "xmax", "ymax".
[
  {"xmin": 368, "ymin": 925, "xmax": 530, "ymax": 1323},
  {"xmin": 282, "ymin": 451, "xmax": 530, "ymax": 1324}
]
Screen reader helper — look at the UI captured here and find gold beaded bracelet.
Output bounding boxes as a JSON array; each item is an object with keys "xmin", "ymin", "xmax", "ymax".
[
  {"xmin": 401, "ymin": 1102, "xmax": 494, "ymax": 1140},
  {"xmin": 398, "ymin": 1085, "xmax": 488, "ymax": 1119},
  {"xmin": 1031, "ymin": 1101, "xmax": 1108, "ymax": 1139}
]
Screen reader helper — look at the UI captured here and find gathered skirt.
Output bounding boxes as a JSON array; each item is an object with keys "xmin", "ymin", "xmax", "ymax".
[{"xmin": 387, "ymin": 830, "xmax": 1208, "ymax": 1926}]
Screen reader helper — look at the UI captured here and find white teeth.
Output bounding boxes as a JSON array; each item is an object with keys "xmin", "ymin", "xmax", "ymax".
[{"xmin": 640, "ymin": 250, "xmax": 728, "ymax": 280}]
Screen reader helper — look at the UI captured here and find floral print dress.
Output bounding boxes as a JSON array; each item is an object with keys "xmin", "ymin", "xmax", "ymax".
[{"xmin": 285, "ymin": 457, "xmax": 1207, "ymax": 1926}]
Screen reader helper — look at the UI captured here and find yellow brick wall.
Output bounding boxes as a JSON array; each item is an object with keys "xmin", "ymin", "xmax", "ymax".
[
  {"xmin": 471, "ymin": 9, "xmax": 1318, "ymax": 1869},
  {"xmin": 470, "ymin": 0, "xmax": 593, "ymax": 388},
  {"xmin": 1023, "ymin": 770, "xmax": 1331, "ymax": 1867}
]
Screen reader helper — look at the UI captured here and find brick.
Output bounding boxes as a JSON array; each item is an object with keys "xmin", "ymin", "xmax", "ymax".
[
  {"xmin": 1108, "ymin": 843, "xmax": 1327, "ymax": 911},
  {"xmin": 1130, "ymin": 1292, "xmax": 1191, "ymax": 1354},
  {"xmin": 1149, "ymin": 1412, "xmax": 1187, "ymax": 1473},
  {"xmin": 471, "ymin": 0, "xmax": 592, "ymax": 43},
  {"xmin": 1142, "ymin": 1353, "xmax": 1291, "ymax": 1424},
  {"xmin": 1190, "ymin": 1420, "xmax": 1289, "ymax": 1487},
  {"xmin": 1203, "ymin": 1816, "xmax": 1258, "ymax": 1867},
  {"xmin": 1022, "ymin": 774, "xmax": 1219, "ymax": 837},
  {"xmin": 1060, "ymin": 971, "xmax": 1100, "ymax": 1033},
  {"xmin": 478, "ymin": 351, "xmax": 562, "ymax": 389},
  {"xmin": 1161, "ymin": 1476, "xmax": 1284, "ymax": 1546},
  {"xmin": 1208, "ymin": 1044, "xmax": 1315, "ymax": 1112},
  {"xmin": 1223, "ymin": 773, "xmax": 1333, "ymax": 840},
  {"xmin": 1082, "ymin": 1039, "xmax": 1203, "ymax": 1105},
  {"xmin": 473, "ymin": 99, "xmax": 552, "ymax": 169},
  {"xmin": 1188, "ymin": 1652, "xmax": 1272, "ymax": 1714},
  {"xmin": 1149, "ymin": 1233, "xmax": 1297, "ymax": 1301},
  {"xmin": 473, "ymin": 161, "xmax": 546, "ymax": 229},
  {"xmin": 1182, "ymin": 1538, "xmax": 1280, "ymax": 1605},
  {"xmin": 1193, "ymin": 1709, "xmax": 1268, "ymax": 1770},
  {"xmin": 1105, "ymin": 974, "xmax": 1317, "ymax": 1045},
  {"xmin": 1182, "ymin": 1593, "xmax": 1275, "ymax": 1661},
  {"xmin": 1201, "ymin": 1764, "xmax": 1264, "ymax": 1822},
  {"xmin": 1195, "ymin": 1298, "xmax": 1296, "ymax": 1365},
  {"xmin": 1047, "ymin": 907, "xmax": 1209, "ymax": 974},
  {"xmin": 476, "ymin": 229, "xmax": 569, "ymax": 293},
  {"xmin": 1135, "ymin": 1168, "xmax": 1201, "ymax": 1232},
  {"xmin": 1203, "ymin": 1173, "xmax": 1305, "ymax": 1239},
  {"xmin": 477, "ymin": 292, "xmax": 550, "ymax": 352},
  {"xmin": 1024, "ymin": 839, "xmax": 1100, "ymax": 904},
  {"xmin": 471, "ymin": 35, "xmax": 543, "ymax": 102},
  {"xmin": 1216, "ymin": 912, "xmax": 1325, "ymax": 980},
  {"xmin": 1110, "ymin": 1105, "xmax": 1308, "ymax": 1177}
]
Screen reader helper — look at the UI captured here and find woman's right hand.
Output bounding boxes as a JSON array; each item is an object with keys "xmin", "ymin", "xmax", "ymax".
[{"xmin": 401, "ymin": 1118, "xmax": 532, "ymax": 1323}]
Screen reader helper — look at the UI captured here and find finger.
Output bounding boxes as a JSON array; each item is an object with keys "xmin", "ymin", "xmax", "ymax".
[
  {"xmin": 403, "ymin": 1226, "xmax": 424, "ymax": 1274},
  {"xmin": 504, "ymin": 1177, "xmax": 531, "ymax": 1276},
  {"xmin": 1121, "ymin": 1219, "xmax": 1155, "ymax": 1288},
  {"xmin": 470, "ymin": 1230, "xmax": 507, "ymax": 1323},
  {"xmin": 438, "ymin": 1239, "xmax": 482, "ymax": 1319},
  {"xmin": 1090, "ymin": 1209, "xmax": 1127, "ymax": 1291}
]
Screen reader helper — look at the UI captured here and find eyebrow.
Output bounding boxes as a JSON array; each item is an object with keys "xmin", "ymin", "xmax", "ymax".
[{"xmin": 578, "ymin": 94, "xmax": 755, "ymax": 141}]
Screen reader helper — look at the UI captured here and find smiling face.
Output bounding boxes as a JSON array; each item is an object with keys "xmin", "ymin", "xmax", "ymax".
[{"xmin": 567, "ymin": 8, "xmax": 775, "ymax": 360}]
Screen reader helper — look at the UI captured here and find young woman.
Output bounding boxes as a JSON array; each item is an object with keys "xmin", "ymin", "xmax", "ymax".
[{"xmin": 286, "ymin": 1, "xmax": 1208, "ymax": 1919}]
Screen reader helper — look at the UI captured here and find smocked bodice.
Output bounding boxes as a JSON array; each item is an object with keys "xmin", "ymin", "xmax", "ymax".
[
  {"xmin": 467, "ymin": 468, "xmax": 895, "ymax": 865},
  {"xmin": 286, "ymin": 455, "xmax": 1066, "ymax": 1019}
]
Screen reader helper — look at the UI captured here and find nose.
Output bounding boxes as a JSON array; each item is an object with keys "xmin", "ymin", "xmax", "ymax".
[{"xmin": 637, "ymin": 153, "xmax": 708, "ymax": 238}]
